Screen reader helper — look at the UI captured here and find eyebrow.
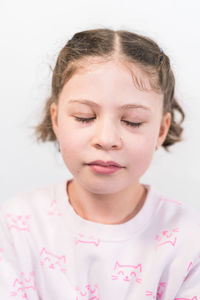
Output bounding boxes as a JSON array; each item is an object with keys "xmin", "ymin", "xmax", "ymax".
[{"xmin": 68, "ymin": 99, "xmax": 151, "ymax": 111}]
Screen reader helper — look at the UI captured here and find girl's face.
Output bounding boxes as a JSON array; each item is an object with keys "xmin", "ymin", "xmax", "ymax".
[{"xmin": 51, "ymin": 60, "xmax": 171, "ymax": 195}]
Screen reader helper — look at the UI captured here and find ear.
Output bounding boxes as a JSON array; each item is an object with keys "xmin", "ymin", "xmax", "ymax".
[
  {"xmin": 156, "ymin": 112, "xmax": 171, "ymax": 149},
  {"xmin": 50, "ymin": 102, "xmax": 59, "ymax": 140}
]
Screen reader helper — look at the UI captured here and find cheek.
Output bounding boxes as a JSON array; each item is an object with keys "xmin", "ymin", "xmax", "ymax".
[
  {"xmin": 59, "ymin": 137, "xmax": 80, "ymax": 174},
  {"xmin": 127, "ymin": 130, "xmax": 158, "ymax": 168},
  {"xmin": 58, "ymin": 128, "xmax": 87, "ymax": 169},
  {"xmin": 128, "ymin": 127, "xmax": 157, "ymax": 151},
  {"xmin": 59, "ymin": 131, "xmax": 79, "ymax": 156},
  {"xmin": 58, "ymin": 121, "xmax": 81, "ymax": 147}
]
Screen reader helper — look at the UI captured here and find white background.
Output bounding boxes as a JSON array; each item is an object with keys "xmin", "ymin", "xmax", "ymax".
[{"xmin": 0, "ymin": 0, "xmax": 199, "ymax": 207}]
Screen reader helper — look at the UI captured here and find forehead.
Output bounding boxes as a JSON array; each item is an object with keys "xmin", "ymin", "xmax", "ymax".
[
  {"xmin": 72, "ymin": 58, "xmax": 160, "ymax": 89},
  {"xmin": 58, "ymin": 60, "xmax": 163, "ymax": 111},
  {"xmin": 71, "ymin": 59, "xmax": 155, "ymax": 88}
]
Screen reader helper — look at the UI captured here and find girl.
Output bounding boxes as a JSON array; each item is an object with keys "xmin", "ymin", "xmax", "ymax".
[{"xmin": 0, "ymin": 28, "xmax": 200, "ymax": 300}]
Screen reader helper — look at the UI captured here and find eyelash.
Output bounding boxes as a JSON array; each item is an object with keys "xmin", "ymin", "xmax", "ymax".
[{"xmin": 74, "ymin": 117, "xmax": 143, "ymax": 128}]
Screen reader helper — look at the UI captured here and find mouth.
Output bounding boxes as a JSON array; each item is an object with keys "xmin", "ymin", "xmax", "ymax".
[
  {"xmin": 87, "ymin": 160, "xmax": 124, "ymax": 168},
  {"xmin": 87, "ymin": 163, "xmax": 123, "ymax": 175}
]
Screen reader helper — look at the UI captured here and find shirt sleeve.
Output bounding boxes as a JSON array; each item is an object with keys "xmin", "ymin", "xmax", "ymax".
[
  {"xmin": 174, "ymin": 256, "xmax": 200, "ymax": 300},
  {"xmin": 0, "ymin": 209, "xmax": 21, "ymax": 299},
  {"xmin": 0, "ymin": 206, "xmax": 39, "ymax": 300}
]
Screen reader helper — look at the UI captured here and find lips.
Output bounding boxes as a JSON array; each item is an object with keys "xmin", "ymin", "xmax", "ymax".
[{"xmin": 87, "ymin": 160, "xmax": 123, "ymax": 168}]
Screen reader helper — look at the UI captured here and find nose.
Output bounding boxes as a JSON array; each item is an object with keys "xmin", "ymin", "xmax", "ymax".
[{"xmin": 91, "ymin": 117, "xmax": 123, "ymax": 150}]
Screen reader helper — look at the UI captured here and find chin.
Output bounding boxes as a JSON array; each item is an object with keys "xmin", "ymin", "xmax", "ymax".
[{"xmin": 80, "ymin": 176, "xmax": 130, "ymax": 194}]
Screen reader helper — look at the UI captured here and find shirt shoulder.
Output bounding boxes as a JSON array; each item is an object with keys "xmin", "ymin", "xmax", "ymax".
[
  {"xmin": 154, "ymin": 188, "xmax": 200, "ymax": 227},
  {"xmin": 149, "ymin": 186, "xmax": 200, "ymax": 255},
  {"xmin": 0, "ymin": 181, "xmax": 66, "ymax": 219},
  {"xmin": 144, "ymin": 185, "xmax": 200, "ymax": 229}
]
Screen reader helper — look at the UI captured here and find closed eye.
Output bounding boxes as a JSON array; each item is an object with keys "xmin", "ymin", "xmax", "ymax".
[
  {"xmin": 74, "ymin": 117, "xmax": 143, "ymax": 128},
  {"xmin": 123, "ymin": 120, "xmax": 142, "ymax": 128}
]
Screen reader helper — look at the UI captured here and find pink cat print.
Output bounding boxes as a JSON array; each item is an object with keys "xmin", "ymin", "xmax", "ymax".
[
  {"xmin": 10, "ymin": 271, "xmax": 36, "ymax": 299},
  {"xmin": 48, "ymin": 200, "xmax": 62, "ymax": 216},
  {"xmin": 183, "ymin": 261, "xmax": 193, "ymax": 281},
  {"xmin": 146, "ymin": 282, "xmax": 166, "ymax": 298},
  {"xmin": 112, "ymin": 261, "xmax": 142, "ymax": 284},
  {"xmin": 6, "ymin": 214, "xmax": 31, "ymax": 232},
  {"xmin": 155, "ymin": 228, "xmax": 179, "ymax": 249},
  {"xmin": 75, "ymin": 233, "xmax": 101, "ymax": 247},
  {"xmin": 40, "ymin": 248, "xmax": 66, "ymax": 274},
  {"xmin": 75, "ymin": 284, "xmax": 100, "ymax": 300}
]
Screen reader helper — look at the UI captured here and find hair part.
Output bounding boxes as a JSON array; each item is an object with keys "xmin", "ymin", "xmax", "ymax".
[{"xmin": 34, "ymin": 28, "xmax": 185, "ymax": 152}]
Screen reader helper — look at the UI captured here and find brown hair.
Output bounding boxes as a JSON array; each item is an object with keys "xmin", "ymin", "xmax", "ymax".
[{"xmin": 34, "ymin": 28, "xmax": 185, "ymax": 152}]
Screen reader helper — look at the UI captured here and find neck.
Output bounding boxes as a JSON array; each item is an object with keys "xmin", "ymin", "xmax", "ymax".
[{"xmin": 67, "ymin": 179, "xmax": 147, "ymax": 225}]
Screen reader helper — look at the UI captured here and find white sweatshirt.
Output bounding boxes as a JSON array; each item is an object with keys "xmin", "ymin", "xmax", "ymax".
[{"xmin": 0, "ymin": 178, "xmax": 200, "ymax": 300}]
